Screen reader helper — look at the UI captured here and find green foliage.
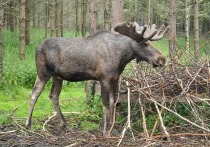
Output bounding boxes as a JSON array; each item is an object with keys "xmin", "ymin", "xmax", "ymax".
[{"xmin": 0, "ymin": 115, "xmax": 11, "ymax": 125}]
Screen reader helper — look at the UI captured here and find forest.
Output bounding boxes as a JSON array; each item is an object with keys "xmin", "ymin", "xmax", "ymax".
[{"xmin": 0, "ymin": 0, "xmax": 210, "ymax": 146}]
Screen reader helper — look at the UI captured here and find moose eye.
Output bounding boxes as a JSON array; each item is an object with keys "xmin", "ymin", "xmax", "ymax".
[{"xmin": 142, "ymin": 43, "xmax": 147, "ymax": 48}]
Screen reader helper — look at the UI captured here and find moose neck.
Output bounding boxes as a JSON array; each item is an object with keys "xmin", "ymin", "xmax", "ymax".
[{"xmin": 114, "ymin": 35, "xmax": 137, "ymax": 73}]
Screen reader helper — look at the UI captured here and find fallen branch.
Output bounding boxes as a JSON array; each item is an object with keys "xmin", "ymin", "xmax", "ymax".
[
  {"xmin": 152, "ymin": 132, "xmax": 210, "ymax": 139},
  {"xmin": 0, "ymin": 130, "xmax": 17, "ymax": 135},
  {"xmin": 42, "ymin": 112, "xmax": 57, "ymax": 133},
  {"xmin": 117, "ymin": 81, "xmax": 135, "ymax": 147}
]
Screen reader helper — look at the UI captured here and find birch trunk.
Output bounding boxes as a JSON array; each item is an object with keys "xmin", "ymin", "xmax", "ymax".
[
  {"xmin": 0, "ymin": 0, "xmax": 3, "ymax": 80},
  {"xmin": 25, "ymin": 0, "xmax": 30, "ymax": 45},
  {"xmin": 90, "ymin": 0, "xmax": 97, "ymax": 33},
  {"xmin": 81, "ymin": 0, "xmax": 87, "ymax": 38},
  {"xmin": 169, "ymin": 0, "xmax": 177, "ymax": 62},
  {"xmin": 19, "ymin": 0, "xmax": 26, "ymax": 60},
  {"xmin": 112, "ymin": 0, "xmax": 123, "ymax": 28},
  {"xmin": 193, "ymin": 0, "xmax": 199, "ymax": 57},
  {"xmin": 185, "ymin": 0, "xmax": 191, "ymax": 53},
  {"xmin": 104, "ymin": 0, "xmax": 111, "ymax": 31}
]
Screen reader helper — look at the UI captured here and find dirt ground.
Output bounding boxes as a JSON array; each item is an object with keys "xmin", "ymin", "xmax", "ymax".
[{"xmin": 1, "ymin": 120, "xmax": 210, "ymax": 147}]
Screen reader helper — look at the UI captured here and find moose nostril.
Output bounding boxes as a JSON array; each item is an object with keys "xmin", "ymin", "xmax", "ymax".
[{"xmin": 157, "ymin": 56, "xmax": 166, "ymax": 66}]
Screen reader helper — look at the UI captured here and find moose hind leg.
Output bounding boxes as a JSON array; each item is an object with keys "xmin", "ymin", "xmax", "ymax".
[
  {"xmin": 101, "ymin": 80, "xmax": 112, "ymax": 137},
  {"xmin": 26, "ymin": 75, "xmax": 49, "ymax": 129},
  {"xmin": 49, "ymin": 76, "xmax": 68, "ymax": 130},
  {"xmin": 108, "ymin": 79, "xmax": 119, "ymax": 133},
  {"xmin": 101, "ymin": 78, "xmax": 119, "ymax": 137}
]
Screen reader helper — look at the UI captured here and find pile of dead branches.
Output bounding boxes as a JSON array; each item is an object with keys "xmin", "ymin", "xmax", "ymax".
[
  {"xmin": 116, "ymin": 51, "xmax": 210, "ymax": 144},
  {"xmin": 121, "ymin": 57, "xmax": 210, "ymax": 102}
]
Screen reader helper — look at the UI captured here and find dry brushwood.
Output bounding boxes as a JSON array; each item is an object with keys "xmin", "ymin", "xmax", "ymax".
[{"xmin": 118, "ymin": 49, "xmax": 210, "ymax": 139}]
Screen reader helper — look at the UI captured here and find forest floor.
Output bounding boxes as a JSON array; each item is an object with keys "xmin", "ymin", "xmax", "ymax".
[{"xmin": 0, "ymin": 117, "xmax": 210, "ymax": 147}]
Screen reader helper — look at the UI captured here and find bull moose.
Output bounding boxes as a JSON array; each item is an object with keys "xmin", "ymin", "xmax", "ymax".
[{"xmin": 25, "ymin": 22, "xmax": 169, "ymax": 137}]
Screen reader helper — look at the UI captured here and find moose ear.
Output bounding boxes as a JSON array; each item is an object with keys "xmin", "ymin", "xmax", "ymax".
[{"xmin": 114, "ymin": 22, "xmax": 170, "ymax": 43}]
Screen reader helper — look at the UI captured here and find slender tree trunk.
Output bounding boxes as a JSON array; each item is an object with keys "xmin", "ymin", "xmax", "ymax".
[
  {"xmin": 185, "ymin": 0, "xmax": 191, "ymax": 53},
  {"xmin": 32, "ymin": 1, "xmax": 36, "ymax": 27},
  {"xmin": 37, "ymin": 11, "xmax": 40, "ymax": 27},
  {"xmin": 55, "ymin": 0, "xmax": 61, "ymax": 37},
  {"xmin": 25, "ymin": 0, "xmax": 30, "ymax": 45},
  {"xmin": 0, "ymin": 0, "xmax": 3, "ymax": 80},
  {"xmin": 193, "ymin": 0, "xmax": 199, "ymax": 57},
  {"xmin": 112, "ymin": 0, "xmax": 123, "ymax": 28},
  {"xmin": 75, "ymin": 0, "xmax": 79, "ymax": 37},
  {"xmin": 8, "ymin": 0, "xmax": 14, "ymax": 32},
  {"xmin": 19, "ymin": 0, "xmax": 26, "ymax": 60},
  {"xmin": 81, "ymin": 0, "xmax": 87, "ymax": 37},
  {"xmin": 3, "ymin": 4, "xmax": 7, "ymax": 29},
  {"xmin": 134, "ymin": 0, "xmax": 138, "ymax": 22},
  {"xmin": 169, "ymin": 0, "xmax": 177, "ymax": 62},
  {"xmin": 60, "ymin": 0, "xmax": 63, "ymax": 37},
  {"xmin": 104, "ymin": 0, "xmax": 111, "ymax": 31},
  {"xmin": 45, "ymin": 0, "xmax": 49, "ymax": 38},
  {"xmin": 148, "ymin": 0, "xmax": 151, "ymax": 26},
  {"xmin": 90, "ymin": 0, "xmax": 97, "ymax": 33},
  {"xmin": 49, "ymin": 0, "xmax": 55, "ymax": 37},
  {"xmin": 66, "ymin": 1, "xmax": 70, "ymax": 29}
]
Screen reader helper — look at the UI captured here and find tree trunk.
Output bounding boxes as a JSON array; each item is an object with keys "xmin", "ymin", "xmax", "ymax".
[
  {"xmin": 19, "ymin": 0, "xmax": 26, "ymax": 60},
  {"xmin": 134, "ymin": 0, "xmax": 138, "ymax": 22},
  {"xmin": 32, "ymin": 1, "xmax": 36, "ymax": 27},
  {"xmin": 168, "ymin": 0, "xmax": 177, "ymax": 62},
  {"xmin": 25, "ymin": 0, "xmax": 30, "ymax": 45},
  {"xmin": 60, "ymin": 0, "xmax": 63, "ymax": 37},
  {"xmin": 0, "ymin": 1, "xmax": 3, "ymax": 80},
  {"xmin": 75, "ymin": 0, "xmax": 79, "ymax": 37},
  {"xmin": 148, "ymin": 0, "xmax": 151, "ymax": 25},
  {"xmin": 81, "ymin": 0, "xmax": 87, "ymax": 38},
  {"xmin": 3, "ymin": 4, "xmax": 7, "ymax": 29},
  {"xmin": 193, "ymin": 0, "xmax": 199, "ymax": 57},
  {"xmin": 148, "ymin": 0, "xmax": 153, "ymax": 26},
  {"xmin": 8, "ymin": 0, "xmax": 14, "ymax": 32},
  {"xmin": 37, "ymin": 11, "xmax": 40, "ymax": 28},
  {"xmin": 90, "ymin": 0, "xmax": 97, "ymax": 34},
  {"xmin": 104, "ymin": 0, "xmax": 111, "ymax": 31},
  {"xmin": 49, "ymin": 0, "xmax": 55, "ymax": 37},
  {"xmin": 45, "ymin": 0, "xmax": 49, "ymax": 38},
  {"xmin": 185, "ymin": 0, "xmax": 190, "ymax": 53},
  {"xmin": 55, "ymin": 0, "xmax": 61, "ymax": 37},
  {"xmin": 112, "ymin": 0, "xmax": 123, "ymax": 28},
  {"xmin": 66, "ymin": 0, "xmax": 71, "ymax": 30}
]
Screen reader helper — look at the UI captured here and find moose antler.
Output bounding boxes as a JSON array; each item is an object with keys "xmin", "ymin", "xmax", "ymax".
[{"xmin": 114, "ymin": 22, "xmax": 170, "ymax": 43}]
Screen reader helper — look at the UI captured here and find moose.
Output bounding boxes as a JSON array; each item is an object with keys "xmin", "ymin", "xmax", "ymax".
[{"xmin": 25, "ymin": 22, "xmax": 169, "ymax": 137}]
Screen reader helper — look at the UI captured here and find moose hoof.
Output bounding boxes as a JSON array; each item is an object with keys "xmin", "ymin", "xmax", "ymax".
[
  {"xmin": 25, "ymin": 122, "xmax": 31, "ymax": 130},
  {"xmin": 103, "ymin": 131, "xmax": 111, "ymax": 138},
  {"xmin": 61, "ymin": 124, "xmax": 73, "ymax": 133}
]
